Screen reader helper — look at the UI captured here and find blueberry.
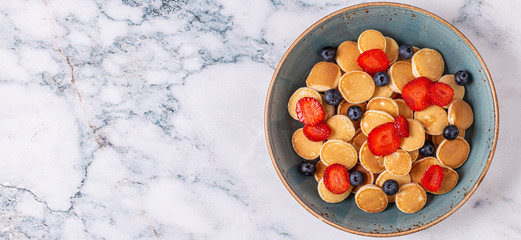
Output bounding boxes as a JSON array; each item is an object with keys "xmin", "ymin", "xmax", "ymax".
[
  {"xmin": 300, "ymin": 160, "xmax": 315, "ymax": 176},
  {"xmin": 347, "ymin": 105, "xmax": 363, "ymax": 121},
  {"xmin": 383, "ymin": 179, "xmax": 399, "ymax": 195},
  {"xmin": 443, "ymin": 125, "xmax": 459, "ymax": 140},
  {"xmin": 419, "ymin": 140, "xmax": 435, "ymax": 156},
  {"xmin": 324, "ymin": 89, "xmax": 342, "ymax": 106},
  {"xmin": 455, "ymin": 70, "xmax": 471, "ymax": 86},
  {"xmin": 373, "ymin": 72, "xmax": 390, "ymax": 87},
  {"xmin": 398, "ymin": 44, "xmax": 414, "ymax": 59},
  {"xmin": 320, "ymin": 46, "xmax": 336, "ymax": 62},
  {"xmin": 350, "ymin": 170, "xmax": 364, "ymax": 186}
]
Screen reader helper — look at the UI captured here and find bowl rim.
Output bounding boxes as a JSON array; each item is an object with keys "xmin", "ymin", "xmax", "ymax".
[{"xmin": 264, "ymin": 2, "xmax": 499, "ymax": 237}]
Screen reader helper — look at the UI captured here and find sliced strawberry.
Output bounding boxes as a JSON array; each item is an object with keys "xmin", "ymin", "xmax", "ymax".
[
  {"xmin": 421, "ymin": 165, "xmax": 444, "ymax": 192},
  {"xmin": 429, "ymin": 82, "xmax": 454, "ymax": 107},
  {"xmin": 357, "ymin": 49, "xmax": 390, "ymax": 75},
  {"xmin": 367, "ymin": 122, "xmax": 401, "ymax": 156},
  {"xmin": 303, "ymin": 122, "xmax": 331, "ymax": 141},
  {"xmin": 402, "ymin": 77, "xmax": 432, "ymax": 111},
  {"xmin": 323, "ymin": 163, "xmax": 350, "ymax": 194},
  {"xmin": 296, "ymin": 97, "xmax": 325, "ymax": 125},
  {"xmin": 393, "ymin": 115, "xmax": 409, "ymax": 138}
]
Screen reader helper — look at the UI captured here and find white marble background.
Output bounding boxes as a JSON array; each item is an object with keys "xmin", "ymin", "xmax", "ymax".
[{"xmin": 0, "ymin": 0, "xmax": 518, "ymax": 239}]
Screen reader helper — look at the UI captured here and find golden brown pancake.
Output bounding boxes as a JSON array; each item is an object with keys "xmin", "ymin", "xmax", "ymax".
[
  {"xmin": 318, "ymin": 179, "xmax": 353, "ymax": 203},
  {"xmin": 360, "ymin": 110, "xmax": 395, "ymax": 136},
  {"xmin": 430, "ymin": 167, "xmax": 458, "ymax": 194},
  {"xmin": 384, "ymin": 149, "xmax": 412, "ymax": 176},
  {"xmin": 384, "ymin": 37, "xmax": 399, "ymax": 64},
  {"xmin": 411, "ymin": 48, "xmax": 444, "ymax": 81},
  {"xmin": 408, "ymin": 149, "xmax": 419, "ymax": 162},
  {"xmin": 306, "ymin": 61, "xmax": 342, "ymax": 91},
  {"xmin": 395, "ymin": 183, "xmax": 427, "ymax": 213},
  {"xmin": 336, "ymin": 41, "xmax": 362, "ymax": 73},
  {"xmin": 326, "ymin": 115, "xmax": 356, "ymax": 142},
  {"xmin": 400, "ymin": 119, "xmax": 426, "ymax": 151},
  {"xmin": 410, "ymin": 157, "xmax": 441, "ymax": 184},
  {"xmin": 314, "ymin": 160, "xmax": 327, "ymax": 182},
  {"xmin": 350, "ymin": 129, "xmax": 368, "ymax": 153},
  {"xmin": 338, "ymin": 71, "xmax": 375, "ymax": 103},
  {"xmin": 292, "ymin": 128, "xmax": 323, "ymax": 160},
  {"xmin": 288, "ymin": 87, "xmax": 322, "ymax": 120},
  {"xmin": 437, "ymin": 137, "xmax": 470, "ymax": 169},
  {"xmin": 414, "ymin": 105, "xmax": 449, "ymax": 135},
  {"xmin": 351, "ymin": 164, "xmax": 375, "ymax": 193},
  {"xmin": 320, "ymin": 140, "xmax": 358, "ymax": 169},
  {"xmin": 355, "ymin": 184, "xmax": 388, "ymax": 213},
  {"xmin": 337, "ymin": 100, "xmax": 367, "ymax": 129},
  {"xmin": 388, "ymin": 61, "xmax": 416, "ymax": 93},
  {"xmin": 360, "ymin": 141, "xmax": 386, "ymax": 173},
  {"xmin": 448, "ymin": 100, "xmax": 474, "ymax": 130},
  {"xmin": 358, "ymin": 29, "xmax": 386, "ymax": 52},
  {"xmin": 375, "ymin": 170, "xmax": 411, "ymax": 202},
  {"xmin": 438, "ymin": 74, "xmax": 465, "ymax": 107},
  {"xmin": 367, "ymin": 97, "xmax": 399, "ymax": 117},
  {"xmin": 395, "ymin": 99, "xmax": 414, "ymax": 119},
  {"xmin": 371, "ymin": 85, "xmax": 394, "ymax": 99}
]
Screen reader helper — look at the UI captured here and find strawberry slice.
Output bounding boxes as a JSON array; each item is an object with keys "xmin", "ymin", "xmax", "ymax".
[
  {"xmin": 367, "ymin": 122, "xmax": 401, "ymax": 156},
  {"xmin": 421, "ymin": 165, "xmax": 444, "ymax": 192},
  {"xmin": 357, "ymin": 49, "xmax": 390, "ymax": 75},
  {"xmin": 323, "ymin": 163, "xmax": 350, "ymax": 194},
  {"xmin": 402, "ymin": 77, "xmax": 432, "ymax": 111},
  {"xmin": 429, "ymin": 82, "xmax": 454, "ymax": 107},
  {"xmin": 296, "ymin": 97, "xmax": 325, "ymax": 125},
  {"xmin": 393, "ymin": 115, "xmax": 409, "ymax": 138},
  {"xmin": 303, "ymin": 122, "xmax": 331, "ymax": 141}
]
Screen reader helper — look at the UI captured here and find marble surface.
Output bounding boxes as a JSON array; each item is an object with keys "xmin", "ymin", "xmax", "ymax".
[{"xmin": 0, "ymin": 0, "xmax": 518, "ymax": 239}]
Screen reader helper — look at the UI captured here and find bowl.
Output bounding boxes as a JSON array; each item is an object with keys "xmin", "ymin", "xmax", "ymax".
[{"xmin": 264, "ymin": 2, "xmax": 498, "ymax": 237}]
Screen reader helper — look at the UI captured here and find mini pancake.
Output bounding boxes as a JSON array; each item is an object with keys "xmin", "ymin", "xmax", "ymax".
[
  {"xmin": 320, "ymin": 140, "xmax": 358, "ymax": 169},
  {"xmin": 448, "ymin": 100, "xmax": 474, "ymax": 130},
  {"xmin": 320, "ymin": 94, "xmax": 336, "ymax": 120},
  {"xmin": 408, "ymin": 149, "xmax": 419, "ymax": 162},
  {"xmin": 395, "ymin": 183, "xmax": 427, "ymax": 213},
  {"xmin": 351, "ymin": 164, "xmax": 375, "ymax": 193},
  {"xmin": 358, "ymin": 29, "xmax": 386, "ymax": 52},
  {"xmin": 338, "ymin": 71, "xmax": 375, "ymax": 103},
  {"xmin": 437, "ymin": 137, "xmax": 470, "ymax": 169},
  {"xmin": 360, "ymin": 110, "xmax": 395, "ymax": 136},
  {"xmin": 432, "ymin": 129, "xmax": 465, "ymax": 147},
  {"xmin": 397, "ymin": 46, "xmax": 420, "ymax": 62},
  {"xmin": 318, "ymin": 179, "xmax": 353, "ymax": 203},
  {"xmin": 337, "ymin": 100, "xmax": 367, "ymax": 129},
  {"xmin": 314, "ymin": 160, "xmax": 327, "ymax": 182},
  {"xmin": 292, "ymin": 128, "xmax": 323, "ymax": 160},
  {"xmin": 400, "ymin": 119, "xmax": 426, "ymax": 151},
  {"xmin": 350, "ymin": 129, "xmax": 368, "ymax": 153},
  {"xmin": 430, "ymin": 167, "xmax": 458, "ymax": 194},
  {"xmin": 288, "ymin": 87, "xmax": 322, "ymax": 120},
  {"xmin": 388, "ymin": 61, "xmax": 415, "ymax": 93},
  {"xmin": 395, "ymin": 99, "xmax": 414, "ymax": 118},
  {"xmin": 326, "ymin": 115, "xmax": 356, "ymax": 142},
  {"xmin": 411, "ymin": 48, "xmax": 444, "ymax": 81},
  {"xmin": 306, "ymin": 61, "xmax": 342, "ymax": 91},
  {"xmin": 336, "ymin": 41, "xmax": 362, "ymax": 73},
  {"xmin": 384, "ymin": 37, "xmax": 399, "ymax": 64},
  {"xmin": 414, "ymin": 105, "xmax": 449, "ymax": 135},
  {"xmin": 371, "ymin": 85, "xmax": 394, "ymax": 99},
  {"xmin": 355, "ymin": 184, "xmax": 388, "ymax": 213},
  {"xmin": 438, "ymin": 74, "xmax": 465, "ymax": 107},
  {"xmin": 375, "ymin": 170, "xmax": 411, "ymax": 202},
  {"xmin": 410, "ymin": 157, "xmax": 441, "ymax": 184},
  {"xmin": 384, "ymin": 149, "xmax": 412, "ymax": 176},
  {"xmin": 367, "ymin": 97, "xmax": 399, "ymax": 117},
  {"xmin": 360, "ymin": 141, "xmax": 386, "ymax": 173}
]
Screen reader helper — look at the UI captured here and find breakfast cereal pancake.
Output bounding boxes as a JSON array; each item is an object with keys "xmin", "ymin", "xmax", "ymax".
[
  {"xmin": 400, "ymin": 119, "xmax": 426, "ymax": 151},
  {"xmin": 320, "ymin": 94, "xmax": 336, "ymax": 120},
  {"xmin": 448, "ymin": 100, "xmax": 474, "ymax": 130},
  {"xmin": 384, "ymin": 149, "xmax": 412, "ymax": 176},
  {"xmin": 338, "ymin": 71, "xmax": 375, "ymax": 103},
  {"xmin": 314, "ymin": 161, "xmax": 327, "ymax": 182},
  {"xmin": 320, "ymin": 140, "xmax": 358, "ymax": 169},
  {"xmin": 375, "ymin": 170, "xmax": 411, "ymax": 202},
  {"xmin": 355, "ymin": 184, "xmax": 388, "ymax": 213},
  {"xmin": 397, "ymin": 46, "xmax": 420, "ymax": 62},
  {"xmin": 360, "ymin": 141, "xmax": 386, "ymax": 173},
  {"xmin": 326, "ymin": 115, "xmax": 356, "ymax": 142},
  {"xmin": 432, "ymin": 130, "xmax": 465, "ymax": 147},
  {"xmin": 350, "ymin": 129, "xmax": 368, "ymax": 153},
  {"xmin": 336, "ymin": 41, "xmax": 362, "ymax": 72},
  {"xmin": 410, "ymin": 157, "xmax": 441, "ymax": 184},
  {"xmin": 360, "ymin": 110, "xmax": 395, "ymax": 136},
  {"xmin": 395, "ymin": 183, "xmax": 427, "ymax": 213},
  {"xmin": 337, "ymin": 100, "xmax": 367, "ymax": 129},
  {"xmin": 408, "ymin": 149, "xmax": 419, "ymax": 162},
  {"xmin": 414, "ymin": 105, "xmax": 449, "ymax": 135},
  {"xmin": 351, "ymin": 164, "xmax": 375, "ymax": 193},
  {"xmin": 371, "ymin": 85, "xmax": 394, "ymax": 99},
  {"xmin": 388, "ymin": 61, "xmax": 415, "ymax": 93},
  {"xmin": 429, "ymin": 167, "xmax": 458, "ymax": 194},
  {"xmin": 358, "ymin": 29, "xmax": 386, "ymax": 52},
  {"xmin": 438, "ymin": 74, "xmax": 465, "ymax": 107},
  {"xmin": 288, "ymin": 87, "xmax": 322, "ymax": 120},
  {"xmin": 292, "ymin": 128, "xmax": 323, "ymax": 159},
  {"xmin": 318, "ymin": 179, "xmax": 353, "ymax": 203},
  {"xmin": 411, "ymin": 48, "xmax": 444, "ymax": 81},
  {"xmin": 305, "ymin": 61, "xmax": 342, "ymax": 91},
  {"xmin": 437, "ymin": 137, "xmax": 470, "ymax": 169},
  {"xmin": 384, "ymin": 37, "xmax": 399, "ymax": 64},
  {"xmin": 367, "ymin": 97, "xmax": 399, "ymax": 117},
  {"xmin": 395, "ymin": 99, "xmax": 413, "ymax": 118}
]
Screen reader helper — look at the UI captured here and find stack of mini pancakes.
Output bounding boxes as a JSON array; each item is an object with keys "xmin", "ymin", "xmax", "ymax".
[{"xmin": 289, "ymin": 30, "xmax": 474, "ymax": 214}]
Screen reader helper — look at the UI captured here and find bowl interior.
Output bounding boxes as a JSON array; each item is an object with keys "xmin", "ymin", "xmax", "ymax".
[{"xmin": 266, "ymin": 4, "xmax": 497, "ymax": 236}]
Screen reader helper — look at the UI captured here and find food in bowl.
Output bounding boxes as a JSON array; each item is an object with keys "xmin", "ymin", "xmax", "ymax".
[{"xmin": 288, "ymin": 29, "xmax": 474, "ymax": 213}]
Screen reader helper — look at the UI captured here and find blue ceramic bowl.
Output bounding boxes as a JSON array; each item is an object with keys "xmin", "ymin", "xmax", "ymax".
[{"xmin": 264, "ymin": 2, "xmax": 498, "ymax": 237}]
